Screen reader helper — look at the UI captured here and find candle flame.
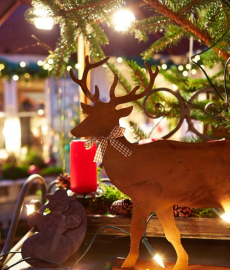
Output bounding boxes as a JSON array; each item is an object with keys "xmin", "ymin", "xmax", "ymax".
[{"xmin": 153, "ymin": 254, "xmax": 165, "ymax": 268}]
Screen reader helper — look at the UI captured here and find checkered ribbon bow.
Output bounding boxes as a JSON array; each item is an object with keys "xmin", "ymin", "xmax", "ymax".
[{"xmin": 84, "ymin": 126, "xmax": 133, "ymax": 163}]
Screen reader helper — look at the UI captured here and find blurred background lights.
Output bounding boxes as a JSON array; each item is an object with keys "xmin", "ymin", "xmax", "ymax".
[
  {"xmin": 43, "ymin": 63, "xmax": 49, "ymax": 70},
  {"xmin": 172, "ymin": 84, "xmax": 178, "ymax": 91},
  {"xmin": 67, "ymin": 111, "xmax": 73, "ymax": 117},
  {"xmin": 13, "ymin": 75, "xmax": 19, "ymax": 81},
  {"xmin": 201, "ymin": 65, "xmax": 205, "ymax": 69},
  {"xmin": 37, "ymin": 60, "xmax": 43, "ymax": 66},
  {"xmin": 75, "ymin": 63, "xmax": 80, "ymax": 69},
  {"xmin": 48, "ymin": 59, "xmax": 53, "ymax": 64},
  {"xmin": 37, "ymin": 109, "xmax": 44, "ymax": 115},
  {"xmin": 20, "ymin": 61, "xmax": 26, "ymax": 67},
  {"xmin": 178, "ymin": 65, "xmax": 183, "ymax": 71},
  {"xmin": 117, "ymin": 57, "xmax": 123, "ymax": 63},
  {"xmin": 195, "ymin": 55, "xmax": 200, "ymax": 61},
  {"xmin": 0, "ymin": 64, "xmax": 5, "ymax": 70},
  {"xmin": 113, "ymin": 9, "xmax": 135, "ymax": 31},
  {"xmin": 66, "ymin": 66, "xmax": 72, "ymax": 71},
  {"xmin": 73, "ymin": 95, "xmax": 79, "ymax": 102},
  {"xmin": 161, "ymin": 64, "xmax": 167, "ymax": 70},
  {"xmin": 183, "ymin": 71, "xmax": 188, "ymax": 77},
  {"xmin": 191, "ymin": 69, "xmax": 197, "ymax": 75},
  {"xmin": 24, "ymin": 73, "xmax": 30, "ymax": 79},
  {"xmin": 70, "ymin": 120, "xmax": 75, "ymax": 127},
  {"xmin": 0, "ymin": 149, "xmax": 8, "ymax": 160},
  {"xmin": 52, "ymin": 146, "xmax": 58, "ymax": 153},
  {"xmin": 186, "ymin": 63, "xmax": 191, "ymax": 69},
  {"xmin": 54, "ymin": 134, "xmax": 60, "ymax": 141},
  {"xmin": 34, "ymin": 8, "xmax": 54, "ymax": 30},
  {"xmin": 3, "ymin": 118, "xmax": 21, "ymax": 156}
]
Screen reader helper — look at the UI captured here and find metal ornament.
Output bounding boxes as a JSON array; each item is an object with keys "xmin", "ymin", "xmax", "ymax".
[
  {"xmin": 143, "ymin": 87, "xmax": 222, "ymax": 141},
  {"xmin": 70, "ymin": 56, "xmax": 230, "ymax": 270},
  {"xmin": 21, "ymin": 189, "xmax": 87, "ymax": 267}
]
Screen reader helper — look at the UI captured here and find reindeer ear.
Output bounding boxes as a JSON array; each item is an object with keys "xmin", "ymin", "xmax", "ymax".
[
  {"xmin": 116, "ymin": 106, "xmax": 133, "ymax": 118},
  {"xmin": 81, "ymin": 102, "xmax": 93, "ymax": 115}
]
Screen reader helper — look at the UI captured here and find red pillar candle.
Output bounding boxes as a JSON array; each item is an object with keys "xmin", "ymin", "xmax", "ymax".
[{"xmin": 70, "ymin": 140, "xmax": 97, "ymax": 194}]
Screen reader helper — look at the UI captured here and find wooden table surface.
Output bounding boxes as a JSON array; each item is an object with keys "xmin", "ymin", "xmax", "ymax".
[
  {"xmin": 87, "ymin": 215, "xmax": 230, "ymax": 240},
  {"xmin": 112, "ymin": 258, "xmax": 230, "ymax": 270}
]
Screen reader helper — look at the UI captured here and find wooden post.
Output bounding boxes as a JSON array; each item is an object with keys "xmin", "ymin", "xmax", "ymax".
[{"xmin": 78, "ymin": 35, "xmax": 91, "ymax": 123}]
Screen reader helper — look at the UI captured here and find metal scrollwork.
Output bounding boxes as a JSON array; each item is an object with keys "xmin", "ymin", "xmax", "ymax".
[{"xmin": 143, "ymin": 87, "xmax": 223, "ymax": 141}]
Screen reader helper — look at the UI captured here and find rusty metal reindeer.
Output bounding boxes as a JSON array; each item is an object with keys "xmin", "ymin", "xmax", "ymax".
[{"xmin": 70, "ymin": 56, "xmax": 230, "ymax": 270}]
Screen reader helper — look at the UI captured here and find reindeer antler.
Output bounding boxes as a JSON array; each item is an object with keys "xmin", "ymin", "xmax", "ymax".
[
  {"xmin": 110, "ymin": 63, "xmax": 159, "ymax": 105},
  {"xmin": 70, "ymin": 55, "xmax": 110, "ymax": 103}
]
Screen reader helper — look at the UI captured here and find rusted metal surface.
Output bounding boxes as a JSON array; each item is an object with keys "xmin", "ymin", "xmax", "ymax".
[{"xmin": 70, "ymin": 56, "xmax": 230, "ymax": 269}]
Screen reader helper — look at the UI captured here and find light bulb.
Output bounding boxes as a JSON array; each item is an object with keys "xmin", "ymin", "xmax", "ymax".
[
  {"xmin": 34, "ymin": 8, "xmax": 53, "ymax": 30},
  {"xmin": 153, "ymin": 254, "xmax": 165, "ymax": 268},
  {"xmin": 142, "ymin": 237, "xmax": 165, "ymax": 268},
  {"xmin": 26, "ymin": 204, "xmax": 35, "ymax": 216},
  {"xmin": 113, "ymin": 9, "xmax": 135, "ymax": 31},
  {"xmin": 221, "ymin": 213, "xmax": 230, "ymax": 223}
]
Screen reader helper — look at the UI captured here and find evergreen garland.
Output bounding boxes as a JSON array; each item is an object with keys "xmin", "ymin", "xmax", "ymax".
[
  {"xmin": 0, "ymin": 58, "xmax": 48, "ymax": 80},
  {"xmin": 24, "ymin": 0, "xmax": 230, "ymax": 138}
]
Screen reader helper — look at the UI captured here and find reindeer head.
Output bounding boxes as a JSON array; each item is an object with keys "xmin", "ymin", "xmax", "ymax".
[{"xmin": 70, "ymin": 56, "xmax": 158, "ymax": 138}]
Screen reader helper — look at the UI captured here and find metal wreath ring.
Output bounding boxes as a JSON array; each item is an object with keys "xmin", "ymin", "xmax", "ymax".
[
  {"xmin": 143, "ymin": 87, "xmax": 224, "ymax": 140},
  {"xmin": 143, "ymin": 87, "xmax": 185, "ymax": 139}
]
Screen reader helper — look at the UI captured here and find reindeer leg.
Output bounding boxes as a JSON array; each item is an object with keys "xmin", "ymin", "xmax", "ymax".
[
  {"xmin": 121, "ymin": 205, "xmax": 149, "ymax": 269},
  {"xmin": 156, "ymin": 206, "xmax": 188, "ymax": 270}
]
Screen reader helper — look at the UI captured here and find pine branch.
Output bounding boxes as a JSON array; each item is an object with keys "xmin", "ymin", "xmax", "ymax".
[
  {"xmin": 178, "ymin": 0, "xmax": 215, "ymax": 15},
  {"xmin": 58, "ymin": 0, "xmax": 115, "ymax": 13},
  {"xmin": 126, "ymin": 60, "xmax": 149, "ymax": 88},
  {"xmin": 131, "ymin": 15, "xmax": 172, "ymax": 42},
  {"xmin": 142, "ymin": 26, "xmax": 186, "ymax": 60},
  {"xmin": 144, "ymin": 0, "xmax": 230, "ymax": 60},
  {"xmin": 219, "ymin": 0, "xmax": 230, "ymax": 28},
  {"xmin": 203, "ymin": 3, "xmax": 221, "ymax": 34},
  {"xmin": 181, "ymin": 135, "xmax": 204, "ymax": 143},
  {"xmin": 129, "ymin": 121, "xmax": 148, "ymax": 140}
]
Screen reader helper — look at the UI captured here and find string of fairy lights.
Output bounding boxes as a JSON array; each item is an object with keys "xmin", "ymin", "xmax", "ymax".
[{"xmin": 0, "ymin": 54, "xmax": 201, "ymax": 82}]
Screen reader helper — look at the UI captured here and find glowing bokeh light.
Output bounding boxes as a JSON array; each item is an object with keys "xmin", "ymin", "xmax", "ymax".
[{"xmin": 113, "ymin": 9, "xmax": 135, "ymax": 31}]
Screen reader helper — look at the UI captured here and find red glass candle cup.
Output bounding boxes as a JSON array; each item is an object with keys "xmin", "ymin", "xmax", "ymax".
[{"xmin": 70, "ymin": 140, "xmax": 97, "ymax": 194}]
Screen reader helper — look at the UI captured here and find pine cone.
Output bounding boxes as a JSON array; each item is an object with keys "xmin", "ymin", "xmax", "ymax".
[
  {"xmin": 56, "ymin": 174, "xmax": 71, "ymax": 189},
  {"xmin": 173, "ymin": 205, "xmax": 191, "ymax": 218},
  {"xmin": 110, "ymin": 199, "xmax": 133, "ymax": 215}
]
